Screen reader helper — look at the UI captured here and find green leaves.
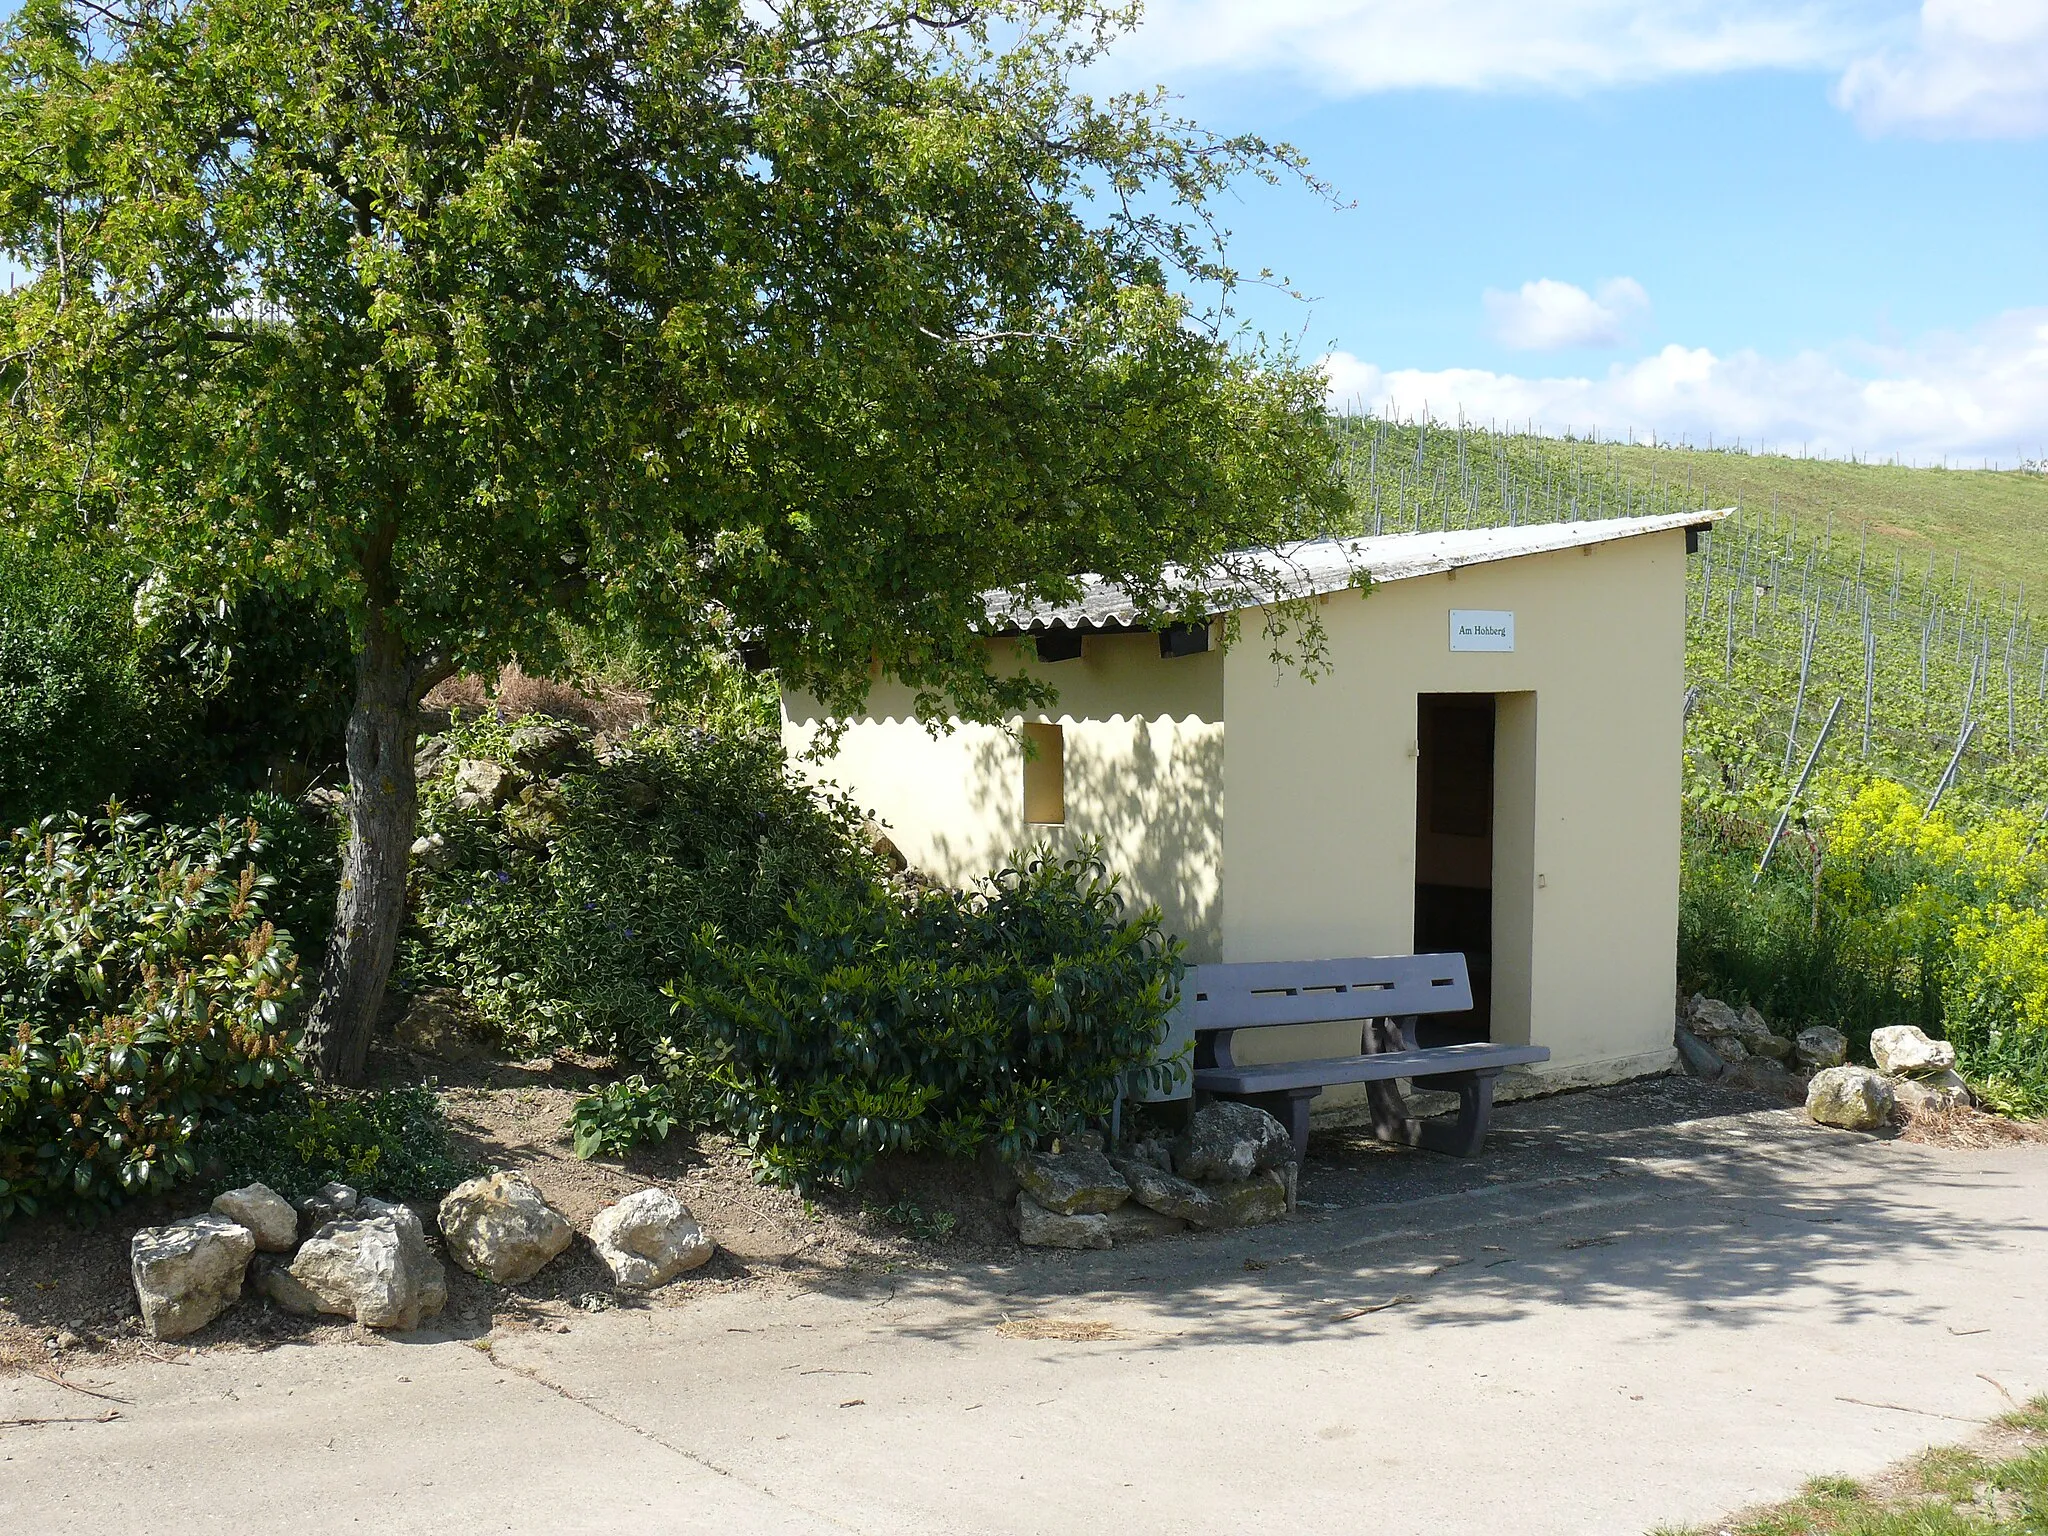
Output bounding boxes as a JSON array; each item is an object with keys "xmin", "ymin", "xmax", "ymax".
[
  {"xmin": 569, "ymin": 1075, "xmax": 683, "ymax": 1161},
  {"xmin": 674, "ymin": 844, "xmax": 1182, "ymax": 1190},
  {"xmin": 0, "ymin": 804, "xmax": 304, "ymax": 1220},
  {"xmin": 197, "ymin": 1084, "xmax": 475, "ymax": 1203},
  {"xmin": 402, "ymin": 717, "xmax": 875, "ymax": 1060},
  {"xmin": 0, "ymin": 0, "xmax": 1341, "ymax": 722}
]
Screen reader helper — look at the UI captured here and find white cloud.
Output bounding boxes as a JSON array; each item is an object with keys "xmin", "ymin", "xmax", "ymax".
[
  {"xmin": 1483, "ymin": 277, "xmax": 1649, "ymax": 350},
  {"xmin": 1836, "ymin": 0, "xmax": 2048, "ymax": 137},
  {"xmin": 1321, "ymin": 307, "xmax": 2048, "ymax": 465},
  {"xmin": 1108, "ymin": 1, "xmax": 1891, "ymax": 95}
]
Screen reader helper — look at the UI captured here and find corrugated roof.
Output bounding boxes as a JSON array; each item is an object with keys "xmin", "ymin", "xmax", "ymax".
[{"xmin": 988, "ymin": 507, "xmax": 1734, "ymax": 631}]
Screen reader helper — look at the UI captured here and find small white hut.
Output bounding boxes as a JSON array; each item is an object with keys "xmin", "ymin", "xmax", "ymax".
[{"xmin": 784, "ymin": 509, "xmax": 1725, "ymax": 1110}]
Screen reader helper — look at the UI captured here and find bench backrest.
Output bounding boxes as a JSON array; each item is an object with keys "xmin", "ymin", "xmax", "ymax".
[{"xmin": 1182, "ymin": 953, "xmax": 1472, "ymax": 1031}]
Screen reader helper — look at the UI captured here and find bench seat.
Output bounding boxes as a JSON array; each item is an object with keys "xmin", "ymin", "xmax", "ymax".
[{"xmin": 1194, "ymin": 1041, "xmax": 1550, "ymax": 1097}]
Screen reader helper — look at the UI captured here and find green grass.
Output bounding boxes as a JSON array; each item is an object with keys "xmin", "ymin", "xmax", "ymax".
[
  {"xmin": 1330, "ymin": 416, "xmax": 2048, "ymax": 598},
  {"xmin": 1648, "ymin": 1397, "xmax": 2048, "ymax": 1535}
]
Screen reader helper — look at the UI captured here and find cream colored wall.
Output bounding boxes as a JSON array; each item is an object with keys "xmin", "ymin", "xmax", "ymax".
[
  {"xmin": 783, "ymin": 529, "xmax": 1689, "ymax": 1086},
  {"xmin": 1219, "ymin": 530, "xmax": 1687, "ymax": 1083},
  {"xmin": 782, "ymin": 632, "xmax": 1228, "ymax": 960}
]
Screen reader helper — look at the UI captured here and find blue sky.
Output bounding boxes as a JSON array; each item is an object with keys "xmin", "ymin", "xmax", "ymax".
[{"xmin": 1099, "ymin": 0, "xmax": 2048, "ymax": 464}]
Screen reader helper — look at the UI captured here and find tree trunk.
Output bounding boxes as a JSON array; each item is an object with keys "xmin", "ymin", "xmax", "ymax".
[{"xmin": 302, "ymin": 609, "xmax": 421, "ymax": 1084}]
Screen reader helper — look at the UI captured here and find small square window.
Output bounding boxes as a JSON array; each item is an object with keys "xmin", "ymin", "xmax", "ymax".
[{"xmin": 1022, "ymin": 721, "xmax": 1066, "ymax": 825}]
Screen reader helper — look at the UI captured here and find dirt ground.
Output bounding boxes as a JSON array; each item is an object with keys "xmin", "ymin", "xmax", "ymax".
[
  {"xmin": 0, "ymin": 1041, "xmax": 1021, "ymax": 1379},
  {"xmin": 3, "ymin": 1059, "xmax": 2039, "ymax": 1385}
]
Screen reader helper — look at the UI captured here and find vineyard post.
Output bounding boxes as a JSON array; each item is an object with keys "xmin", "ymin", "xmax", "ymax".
[
  {"xmin": 1700, "ymin": 530, "xmax": 1713, "ymax": 622},
  {"xmin": 1726, "ymin": 588, "xmax": 1736, "ymax": 679},
  {"xmin": 1757, "ymin": 696, "xmax": 1845, "ymax": 885},
  {"xmin": 1784, "ymin": 610, "xmax": 1819, "ymax": 776},
  {"xmin": 2007, "ymin": 629, "xmax": 2017, "ymax": 754},
  {"xmin": 1862, "ymin": 594, "xmax": 1874, "ymax": 758},
  {"xmin": 1926, "ymin": 720, "xmax": 1979, "ymax": 816}
]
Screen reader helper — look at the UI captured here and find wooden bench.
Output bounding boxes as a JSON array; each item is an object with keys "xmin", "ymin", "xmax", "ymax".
[{"xmin": 1186, "ymin": 954, "xmax": 1550, "ymax": 1162}]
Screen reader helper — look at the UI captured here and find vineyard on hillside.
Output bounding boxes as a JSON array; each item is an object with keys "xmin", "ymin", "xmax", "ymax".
[
  {"xmin": 1329, "ymin": 412, "xmax": 2048, "ymax": 816},
  {"xmin": 1331, "ymin": 413, "xmax": 2048, "ymax": 1111}
]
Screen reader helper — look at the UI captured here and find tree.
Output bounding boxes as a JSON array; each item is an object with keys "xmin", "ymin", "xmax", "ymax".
[{"xmin": 0, "ymin": 0, "xmax": 1342, "ymax": 1082}]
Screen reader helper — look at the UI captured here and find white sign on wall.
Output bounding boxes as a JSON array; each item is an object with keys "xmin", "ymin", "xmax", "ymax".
[{"xmin": 1450, "ymin": 609, "xmax": 1515, "ymax": 652}]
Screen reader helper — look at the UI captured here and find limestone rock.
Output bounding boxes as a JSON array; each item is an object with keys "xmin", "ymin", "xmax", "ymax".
[
  {"xmin": 861, "ymin": 820, "xmax": 909, "ymax": 873},
  {"xmin": 1687, "ymin": 996, "xmax": 1743, "ymax": 1042},
  {"xmin": 394, "ymin": 988, "xmax": 484, "ymax": 1062},
  {"xmin": 1015, "ymin": 1147, "xmax": 1129, "ymax": 1215},
  {"xmin": 251, "ymin": 1254, "xmax": 325, "ymax": 1316},
  {"xmin": 1109, "ymin": 1155, "xmax": 1219, "ymax": 1226},
  {"xmin": 1016, "ymin": 1195, "xmax": 1113, "ymax": 1250},
  {"xmin": 503, "ymin": 784, "xmax": 570, "ymax": 852},
  {"xmin": 131, "ymin": 1214, "xmax": 257, "ymax": 1340},
  {"xmin": 453, "ymin": 758, "xmax": 522, "ymax": 810},
  {"xmin": 1100, "ymin": 1203, "xmax": 1186, "ymax": 1243},
  {"xmin": 289, "ymin": 1204, "xmax": 447, "ymax": 1331},
  {"xmin": 298, "ymin": 1181, "xmax": 359, "ymax": 1234},
  {"xmin": 210, "ymin": 1182, "xmax": 298, "ymax": 1253},
  {"xmin": 1806, "ymin": 1066, "xmax": 1896, "ymax": 1131},
  {"xmin": 1737, "ymin": 1005, "xmax": 1793, "ymax": 1060},
  {"xmin": 302, "ymin": 785, "xmax": 348, "ymax": 815},
  {"xmin": 1893, "ymin": 1069, "xmax": 1973, "ymax": 1116},
  {"xmin": 589, "ymin": 1189, "xmax": 714, "ymax": 1290},
  {"xmin": 1690, "ymin": 997, "xmax": 1792, "ymax": 1062},
  {"xmin": 415, "ymin": 735, "xmax": 454, "ymax": 782},
  {"xmin": 1127, "ymin": 1137, "xmax": 1176, "ymax": 1174},
  {"xmin": 507, "ymin": 721, "xmax": 589, "ymax": 775},
  {"xmin": 1870, "ymin": 1025, "xmax": 1957, "ymax": 1079},
  {"xmin": 1794, "ymin": 1025, "xmax": 1849, "ymax": 1073},
  {"xmin": 1199, "ymin": 1168, "xmax": 1291, "ymax": 1228},
  {"xmin": 409, "ymin": 832, "xmax": 453, "ymax": 872},
  {"xmin": 1174, "ymin": 1101, "xmax": 1294, "ymax": 1182},
  {"xmin": 438, "ymin": 1172, "xmax": 574, "ymax": 1284}
]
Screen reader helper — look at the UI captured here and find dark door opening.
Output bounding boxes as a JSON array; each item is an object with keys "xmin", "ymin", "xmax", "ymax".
[{"xmin": 1414, "ymin": 693, "xmax": 1495, "ymax": 1045}]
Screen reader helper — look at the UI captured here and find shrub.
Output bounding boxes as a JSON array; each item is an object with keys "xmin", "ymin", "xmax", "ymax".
[
  {"xmin": 0, "ymin": 540, "xmax": 354, "ymax": 828},
  {"xmin": 197, "ymin": 1084, "xmax": 476, "ymax": 1202},
  {"xmin": 0, "ymin": 542, "xmax": 161, "ymax": 826},
  {"xmin": 1943, "ymin": 906, "xmax": 2048, "ymax": 1117},
  {"xmin": 403, "ymin": 721, "xmax": 878, "ymax": 1061},
  {"xmin": 569, "ymin": 1073, "xmax": 684, "ymax": 1160},
  {"xmin": 674, "ymin": 849, "xmax": 1183, "ymax": 1190},
  {"xmin": 0, "ymin": 807, "xmax": 302, "ymax": 1220},
  {"xmin": 1680, "ymin": 776, "xmax": 2048, "ymax": 1110}
]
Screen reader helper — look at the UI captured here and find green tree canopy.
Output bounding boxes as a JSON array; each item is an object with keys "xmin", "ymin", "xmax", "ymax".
[{"xmin": 0, "ymin": 0, "xmax": 1342, "ymax": 1079}]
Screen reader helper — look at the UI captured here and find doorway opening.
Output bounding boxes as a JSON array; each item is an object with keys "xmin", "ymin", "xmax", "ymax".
[{"xmin": 1414, "ymin": 693, "xmax": 1495, "ymax": 1044}]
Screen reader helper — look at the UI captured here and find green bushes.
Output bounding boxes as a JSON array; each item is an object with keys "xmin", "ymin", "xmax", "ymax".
[
  {"xmin": 404, "ymin": 721, "xmax": 877, "ymax": 1060},
  {"xmin": 674, "ymin": 850, "xmax": 1182, "ymax": 1189},
  {"xmin": 569, "ymin": 1073, "xmax": 684, "ymax": 1160},
  {"xmin": 0, "ymin": 543, "xmax": 158, "ymax": 826},
  {"xmin": 0, "ymin": 540, "xmax": 354, "ymax": 828},
  {"xmin": 0, "ymin": 807, "xmax": 303, "ymax": 1219},
  {"xmin": 1680, "ymin": 776, "xmax": 2048, "ymax": 1111},
  {"xmin": 197, "ymin": 1084, "xmax": 475, "ymax": 1202}
]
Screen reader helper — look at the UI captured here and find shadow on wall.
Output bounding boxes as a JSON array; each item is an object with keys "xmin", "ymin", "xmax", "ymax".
[{"xmin": 925, "ymin": 718, "xmax": 1225, "ymax": 963}]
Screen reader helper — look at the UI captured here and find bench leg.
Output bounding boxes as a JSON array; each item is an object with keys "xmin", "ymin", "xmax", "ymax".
[{"xmin": 1411, "ymin": 1070, "xmax": 1499, "ymax": 1158}]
